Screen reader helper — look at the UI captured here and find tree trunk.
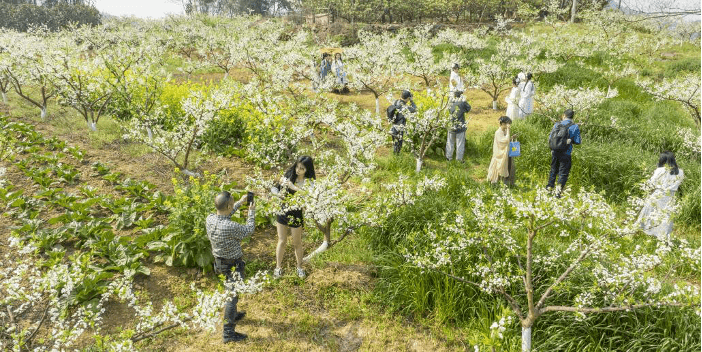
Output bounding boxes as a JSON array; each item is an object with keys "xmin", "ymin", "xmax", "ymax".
[
  {"xmin": 570, "ymin": 0, "xmax": 577, "ymax": 22},
  {"xmin": 40, "ymin": 106, "xmax": 47, "ymax": 119},
  {"xmin": 181, "ymin": 169, "xmax": 201, "ymax": 177},
  {"xmin": 223, "ymin": 71, "xmax": 229, "ymax": 80},
  {"xmin": 493, "ymin": 100, "xmax": 498, "ymax": 110},
  {"xmin": 88, "ymin": 121, "xmax": 97, "ymax": 131},
  {"xmin": 521, "ymin": 326, "xmax": 532, "ymax": 352},
  {"xmin": 375, "ymin": 97, "xmax": 380, "ymax": 116},
  {"xmin": 415, "ymin": 158, "xmax": 423, "ymax": 173},
  {"xmin": 1, "ymin": 92, "xmax": 6, "ymax": 104},
  {"xmin": 146, "ymin": 126, "xmax": 153, "ymax": 141}
]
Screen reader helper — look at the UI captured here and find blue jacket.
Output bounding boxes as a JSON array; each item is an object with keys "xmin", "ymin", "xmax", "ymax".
[{"xmin": 549, "ymin": 119, "xmax": 581, "ymax": 155}]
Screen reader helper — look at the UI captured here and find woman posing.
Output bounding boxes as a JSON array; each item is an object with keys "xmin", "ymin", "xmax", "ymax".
[
  {"xmin": 487, "ymin": 116, "xmax": 515, "ymax": 185},
  {"xmin": 331, "ymin": 53, "xmax": 348, "ymax": 90},
  {"xmin": 505, "ymin": 77, "xmax": 521, "ymax": 120},
  {"xmin": 273, "ymin": 156, "xmax": 316, "ymax": 278},
  {"xmin": 636, "ymin": 151, "xmax": 684, "ymax": 241},
  {"xmin": 518, "ymin": 72, "xmax": 535, "ymax": 119}
]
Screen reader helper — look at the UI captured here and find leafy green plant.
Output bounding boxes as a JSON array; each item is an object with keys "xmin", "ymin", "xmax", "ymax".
[{"xmin": 149, "ymin": 172, "xmax": 237, "ymax": 269}]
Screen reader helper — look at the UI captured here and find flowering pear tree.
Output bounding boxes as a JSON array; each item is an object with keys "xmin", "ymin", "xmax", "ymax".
[
  {"xmin": 401, "ymin": 26, "xmax": 462, "ymax": 91},
  {"xmin": 466, "ymin": 38, "xmax": 521, "ymax": 111},
  {"xmin": 345, "ymin": 30, "xmax": 406, "ymax": 115},
  {"xmin": 0, "ymin": 30, "xmax": 59, "ymax": 119},
  {"xmin": 49, "ymin": 32, "xmax": 114, "ymax": 131},
  {"xmin": 636, "ymin": 73, "xmax": 701, "ymax": 126},
  {"xmin": 404, "ymin": 186, "xmax": 701, "ymax": 352},
  {"xmin": 246, "ymin": 99, "xmax": 386, "ymax": 259},
  {"xmin": 199, "ymin": 23, "xmax": 239, "ymax": 80},
  {"xmin": 124, "ymin": 83, "xmax": 233, "ymax": 177},
  {"xmin": 433, "ymin": 26, "xmax": 488, "ymax": 51},
  {"xmin": 0, "ymin": 239, "xmax": 268, "ymax": 351},
  {"xmin": 394, "ymin": 89, "xmax": 453, "ymax": 172},
  {"xmin": 536, "ymin": 84, "xmax": 617, "ymax": 125}
]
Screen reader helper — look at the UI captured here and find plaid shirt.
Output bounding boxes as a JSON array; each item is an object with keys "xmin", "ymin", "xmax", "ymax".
[{"xmin": 206, "ymin": 200, "xmax": 255, "ymax": 260}]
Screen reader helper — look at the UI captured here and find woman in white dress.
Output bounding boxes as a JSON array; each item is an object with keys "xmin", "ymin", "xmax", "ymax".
[
  {"xmin": 505, "ymin": 77, "xmax": 521, "ymax": 120},
  {"xmin": 636, "ymin": 151, "xmax": 685, "ymax": 241},
  {"xmin": 518, "ymin": 72, "xmax": 535, "ymax": 119}
]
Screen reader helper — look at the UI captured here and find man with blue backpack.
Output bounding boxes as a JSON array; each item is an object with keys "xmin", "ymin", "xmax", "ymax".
[
  {"xmin": 547, "ymin": 109, "xmax": 581, "ymax": 195},
  {"xmin": 387, "ymin": 90, "xmax": 417, "ymax": 155}
]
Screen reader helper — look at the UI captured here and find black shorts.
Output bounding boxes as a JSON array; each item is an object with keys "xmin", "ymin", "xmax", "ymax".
[{"xmin": 277, "ymin": 209, "xmax": 303, "ymax": 228}]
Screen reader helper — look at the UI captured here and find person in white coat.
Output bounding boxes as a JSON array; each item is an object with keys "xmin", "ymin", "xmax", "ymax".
[
  {"xmin": 636, "ymin": 151, "xmax": 685, "ymax": 241},
  {"xmin": 518, "ymin": 72, "xmax": 535, "ymax": 119},
  {"xmin": 449, "ymin": 63, "xmax": 464, "ymax": 95},
  {"xmin": 505, "ymin": 77, "xmax": 521, "ymax": 120}
]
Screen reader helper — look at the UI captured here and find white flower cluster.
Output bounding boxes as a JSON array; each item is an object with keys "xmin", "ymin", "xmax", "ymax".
[
  {"xmin": 636, "ymin": 73, "xmax": 700, "ymax": 124},
  {"xmin": 490, "ymin": 314, "xmax": 513, "ymax": 339},
  {"xmin": 676, "ymin": 128, "xmax": 701, "ymax": 157},
  {"xmin": 537, "ymin": 84, "xmax": 616, "ymax": 120}
]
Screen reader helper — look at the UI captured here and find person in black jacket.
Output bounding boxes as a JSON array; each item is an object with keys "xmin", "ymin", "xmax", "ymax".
[
  {"xmin": 446, "ymin": 91, "xmax": 471, "ymax": 163},
  {"xmin": 390, "ymin": 90, "xmax": 417, "ymax": 155}
]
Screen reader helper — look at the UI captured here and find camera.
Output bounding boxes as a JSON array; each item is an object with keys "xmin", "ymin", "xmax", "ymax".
[{"xmin": 246, "ymin": 191, "xmax": 254, "ymax": 205}]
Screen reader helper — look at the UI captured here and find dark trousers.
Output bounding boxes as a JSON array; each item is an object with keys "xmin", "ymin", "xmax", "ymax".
[
  {"xmin": 391, "ymin": 125, "xmax": 404, "ymax": 155},
  {"xmin": 547, "ymin": 151, "xmax": 572, "ymax": 189},
  {"xmin": 214, "ymin": 257, "xmax": 245, "ymax": 338}
]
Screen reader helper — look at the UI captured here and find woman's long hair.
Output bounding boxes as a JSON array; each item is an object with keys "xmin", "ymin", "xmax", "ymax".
[
  {"xmin": 284, "ymin": 156, "xmax": 316, "ymax": 184},
  {"xmin": 658, "ymin": 151, "xmax": 679, "ymax": 175},
  {"xmin": 522, "ymin": 72, "xmax": 532, "ymax": 91}
]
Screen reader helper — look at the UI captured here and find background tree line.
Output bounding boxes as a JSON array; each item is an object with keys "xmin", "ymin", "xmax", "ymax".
[
  {"xmin": 297, "ymin": 0, "xmax": 610, "ymax": 23},
  {"xmin": 0, "ymin": 0, "xmax": 100, "ymax": 31}
]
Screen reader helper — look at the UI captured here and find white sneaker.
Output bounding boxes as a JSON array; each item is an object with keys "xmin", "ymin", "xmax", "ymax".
[
  {"xmin": 273, "ymin": 268, "xmax": 282, "ymax": 279},
  {"xmin": 296, "ymin": 267, "xmax": 306, "ymax": 279}
]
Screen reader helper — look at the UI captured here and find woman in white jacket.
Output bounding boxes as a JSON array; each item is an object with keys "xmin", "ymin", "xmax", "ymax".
[{"xmin": 636, "ymin": 151, "xmax": 685, "ymax": 241}]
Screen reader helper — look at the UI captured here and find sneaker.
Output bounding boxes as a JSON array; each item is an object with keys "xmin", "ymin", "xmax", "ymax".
[
  {"xmin": 273, "ymin": 268, "xmax": 282, "ymax": 279},
  {"xmin": 223, "ymin": 332, "xmax": 247, "ymax": 343},
  {"xmin": 234, "ymin": 311, "xmax": 246, "ymax": 322},
  {"xmin": 296, "ymin": 267, "xmax": 306, "ymax": 279}
]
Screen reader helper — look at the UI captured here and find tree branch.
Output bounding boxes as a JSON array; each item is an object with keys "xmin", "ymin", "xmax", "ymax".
[
  {"xmin": 540, "ymin": 302, "xmax": 685, "ymax": 315},
  {"xmin": 535, "ymin": 243, "xmax": 594, "ymax": 311}
]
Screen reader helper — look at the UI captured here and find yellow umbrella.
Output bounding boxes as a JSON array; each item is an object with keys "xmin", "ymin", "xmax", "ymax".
[{"xmin": 319, "ymin": 47, "xmax": 343, "ymax": 55}]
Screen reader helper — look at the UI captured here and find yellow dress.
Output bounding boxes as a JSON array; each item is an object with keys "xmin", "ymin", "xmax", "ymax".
[{"xmin": 487, "ymin": 127, "xmax": 510, "ymax": 183}]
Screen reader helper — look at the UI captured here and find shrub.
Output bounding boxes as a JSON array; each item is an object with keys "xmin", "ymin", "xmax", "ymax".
[{"xmin": 200, "ymin": 107, "xmax": 248, "ymax": 156}]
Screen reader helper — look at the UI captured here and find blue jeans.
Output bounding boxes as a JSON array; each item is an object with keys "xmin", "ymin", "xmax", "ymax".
[
  {"xmin": 214, "ymin": 257, "xmax": 245, "ymax": 338},
  {"xmin": 547, "ymin": 151, "xmax": 572, "ymax": 189}
]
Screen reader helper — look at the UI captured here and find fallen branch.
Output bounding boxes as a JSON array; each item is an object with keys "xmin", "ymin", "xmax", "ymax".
[{"xmin": 25, "ymin": 304, "xmax": 50, "ymax": 347}]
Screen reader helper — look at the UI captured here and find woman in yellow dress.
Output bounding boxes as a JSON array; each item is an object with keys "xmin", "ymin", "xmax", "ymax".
[{"xmin": 487, "ymin": 116, "xmax": 513, "ymax": 185}]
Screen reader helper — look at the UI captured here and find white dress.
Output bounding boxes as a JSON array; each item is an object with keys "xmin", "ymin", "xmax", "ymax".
[
  {"xmin": 331, "ymin": 59, "xmax": 347, "ymax": 85},
  {"xmin": 636, "ymin": 167, "xmax": 685, "ymax": 240},
  {"xmin": 505, "ymin": 87, "xmax": 521, "ymax": 120},
  {"xmin": 518, "ymin": 81, "xmax": 535, "ymax": 118},
  {"xmin": 449, "ymin": 70, "xmax": 464, "ymax": 93}
]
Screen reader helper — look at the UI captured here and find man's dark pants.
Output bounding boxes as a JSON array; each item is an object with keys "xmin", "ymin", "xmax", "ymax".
[
  {"xmin": 547, "ymin": 151, "xmax": 572, "ymax": 189},
  {"xmin": 391, "ymin": 124, "xmax": 404, "ymax": 155},
  {"xmin": 214, "ymin": 257, "xmax": 245, "ymax": 339}
]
